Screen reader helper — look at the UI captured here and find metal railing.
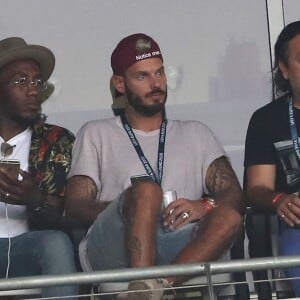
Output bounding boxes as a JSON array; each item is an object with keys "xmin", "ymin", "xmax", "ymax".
[{"xmin": 0, "ymin": 255, "xmax": 300, "ymax": 299}]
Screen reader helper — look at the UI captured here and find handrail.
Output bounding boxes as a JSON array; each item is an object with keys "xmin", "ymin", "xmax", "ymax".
[{"xmin": 0, "ymin": 256, "xmax": 299, "ymax": 290}]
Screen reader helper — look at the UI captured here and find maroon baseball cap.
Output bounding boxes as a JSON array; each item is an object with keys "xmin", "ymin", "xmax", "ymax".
[{"xmin": 111, "ymin": 33, "xmax": 163, "ymax": 75}]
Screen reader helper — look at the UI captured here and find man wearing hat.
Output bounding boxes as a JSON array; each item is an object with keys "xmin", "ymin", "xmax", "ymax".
[
  {"xmin": 0, "ymin": 37, "xmax": 77, "ymax": 298},
  {"xmin": 66, "ymin": 33, "xmax": 243, "ymax": 299}
]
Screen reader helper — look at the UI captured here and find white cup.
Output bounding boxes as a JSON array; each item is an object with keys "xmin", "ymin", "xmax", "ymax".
[{"xmin": 162, "ymin": 190, "xmax": 177, "ymax": 211}]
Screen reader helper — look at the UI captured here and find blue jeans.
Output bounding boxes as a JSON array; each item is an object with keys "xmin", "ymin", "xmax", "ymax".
[
  {"xmin": 0, "ymin": 230, "xmax": 78, "ymax": 299},
  {"xmin": 87, "ymin": 196, "xmax": 195, "ymax": 270},
  {"xmin": 279, "ymin": 221, "xmax": 300, "ymax": 296}
]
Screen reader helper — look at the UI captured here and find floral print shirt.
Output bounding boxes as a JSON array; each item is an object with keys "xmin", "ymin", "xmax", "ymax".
[{"xmin": 29, "ymin": 120, "xmax": 75, "ymax": 197}]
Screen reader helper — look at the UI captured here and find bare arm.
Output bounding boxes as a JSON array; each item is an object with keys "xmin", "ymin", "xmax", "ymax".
[
  {"xmin": 201, "ymin": 157, "xmax": 244, "ymax": 255},
  {"xmin": 170, "ymin": 156, "xmax": 243, "ymax": 284},
  {"xmin": 246, "ymin": 164, "xmax": 277, "ymax": 212},
  {"xmin": 205, "ymin": 156, "xmax": 244, "ymax": 211},
  {"xmin": 199, "ymin": 156, "xmax": 244, "ymax": 254},
  {"xmin": 246, "ymin": 164, "xmax": 300, "ymax": 226},
  {"xmin": 65, "ymin": 175, "xmax": 109, "ymax": 227},
  {"xmin": 164, "ymin": 157, "xmax": 244, "ymax": 229}
]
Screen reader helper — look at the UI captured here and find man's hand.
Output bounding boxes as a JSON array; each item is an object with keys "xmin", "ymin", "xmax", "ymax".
[
  {"xmin": 163, "ymin": 198, "xmax": 208, "ymax": 231},
  {"xmin": 276, "ymin": 194, "xmax": 300, "ymax": 227},
  {"xmin": 0, "ymin": 168, "xmax": 40, "ymax": 206}
]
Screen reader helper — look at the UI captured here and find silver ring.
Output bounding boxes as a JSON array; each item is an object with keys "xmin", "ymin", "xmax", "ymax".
[
  {"xmin": 281, "ymin": 213, "xmax": 285, "ymax": 219},
  {"xmin": 4, "ymin": 192, "xmax": 10, "ymax": 199},
  {"xmin": 182, "ymin": 211, "xmax": 190, "ymax": 220},
  {"xmin": 288, "ymin": 202, "xmax": 292, "ymax": 206}
]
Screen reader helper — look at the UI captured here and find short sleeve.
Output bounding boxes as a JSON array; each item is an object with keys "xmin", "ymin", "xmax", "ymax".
[{"xmin": 244, "ymin": 109, "xmax": 276, "ymax": 167}]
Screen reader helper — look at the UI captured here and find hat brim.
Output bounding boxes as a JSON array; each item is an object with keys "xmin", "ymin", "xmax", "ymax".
[
  {"xmin": 0, "ymin": 45, "xmax": 55, "ymax": 80},
  {"xmin": 41, "ymin": 81, "xmax": 55, "ymax": 103}
]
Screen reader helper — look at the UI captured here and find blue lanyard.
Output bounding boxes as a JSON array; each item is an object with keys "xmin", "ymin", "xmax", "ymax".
[
  {"xmin": 120, "ymin": 113, "xmax": 167, "ymax": 185},
  {"xmin": 288, "ymin": 98, "xmax": 300, "ymax": 158}
]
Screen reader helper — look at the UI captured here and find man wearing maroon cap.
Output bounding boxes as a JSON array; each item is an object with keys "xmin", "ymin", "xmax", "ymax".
[{"xmin": 66, "ymin": 33, "xmax": 243, "ymax": 299}]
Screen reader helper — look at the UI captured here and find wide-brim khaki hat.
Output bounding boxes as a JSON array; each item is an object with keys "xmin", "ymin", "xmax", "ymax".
[{"xmin": 0, "ymin": 37, "xmax": 55, "ymax": 80}]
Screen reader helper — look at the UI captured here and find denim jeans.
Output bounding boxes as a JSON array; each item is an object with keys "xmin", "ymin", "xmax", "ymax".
[
  {"xmin": 0, "ymin": 230, "xmax": 78, "ymax": 299},
  {"xmin": 87, "ymin": 196, "xmax": 195, "ymax": 271},
  {"xmin": 279, "ymin": 221, "xmax": 300, "ymax": 296}
]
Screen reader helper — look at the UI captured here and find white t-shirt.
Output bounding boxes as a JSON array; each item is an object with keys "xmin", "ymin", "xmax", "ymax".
[
  {"xmin": 68, "ymin": 116, "xmax": 226, "ymax": 270},
  {"xmin": 69, "ymin": 116, "xmax": 226, "ymax": 202},
  {"xmin": 0, "ymin": 127, "xmax": 32, "ymax": 238}
]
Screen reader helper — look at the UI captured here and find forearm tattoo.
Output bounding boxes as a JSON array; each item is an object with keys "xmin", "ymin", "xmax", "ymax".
[
  {"xmin": 206, "ymin": 156, "xmax": 238, "ymax": 196},
  {"xmin": 124, "ymin": 188, "xmax": 143, "ymax": 261}
]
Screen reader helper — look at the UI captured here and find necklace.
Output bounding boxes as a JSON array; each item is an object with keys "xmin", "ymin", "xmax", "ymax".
[{"xmin": 0, "ymin": 142, "xmax": 16, "ymax": 157}]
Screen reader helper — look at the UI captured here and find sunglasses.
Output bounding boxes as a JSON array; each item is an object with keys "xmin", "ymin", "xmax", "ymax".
[{"xmin": 1, "ymin": 143, "xmax": 16, "ymax": 157}]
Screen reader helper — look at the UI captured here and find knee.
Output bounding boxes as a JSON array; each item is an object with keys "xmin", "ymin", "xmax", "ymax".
[
  {"xmin": 125, "ymin": 181, "xmax": 162, "ymax": 207},
  {"xmin": 123, "ymin": 181, "xmax": 162, "ymax": 218},
  {"xmin": 39, "ymin": 231, "xmax": 75, "ymax": 262},
  {"xmin": 35, "ymin": 231, "xmax": 77, "ymax": 275},
  {"xmin": 223, "ymin": 207, "xmax": 243, "ymax": 234},
  {"xmin": 207, "ymin": 206, "xmax": 243, "ymax": 237},
  {"xmin": 216, "ymin": 207, "xmax": 243, "ymax": 249}
]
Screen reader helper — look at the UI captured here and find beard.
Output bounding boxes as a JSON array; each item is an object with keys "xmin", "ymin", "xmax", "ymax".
[
  {"xmin": 125, "ymin": 85, "xmax": 167, "ymax": 117},
  {"xmin": 8, "ymin": 110, "xmax": 42, "ymax": 127}
]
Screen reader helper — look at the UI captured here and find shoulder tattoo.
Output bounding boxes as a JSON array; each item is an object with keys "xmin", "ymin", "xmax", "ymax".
[{"xmin": 206, "ymin": 156, "xmax": 237, "ymax": 195}]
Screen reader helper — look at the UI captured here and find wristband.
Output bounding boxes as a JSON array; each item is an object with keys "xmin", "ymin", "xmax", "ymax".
[
  {"xmin": 30, "ymin": 191, "xmax": 48, "ymax": 212},
  {"xmin": 32, "ymin": 200, "xmax": 47, "ymax": 212},
  {"xmin": 202, "ymin": 197, "xmax": 217, "ymax": 212},
  {"xmin": 272, "ymin": 193, "xmax": 283, "ymax": 206}
]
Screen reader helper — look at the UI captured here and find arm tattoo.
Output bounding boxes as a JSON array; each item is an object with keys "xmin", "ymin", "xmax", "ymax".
[
  {"xmin": 206, "ymin": 156, "xmax": 238, "ymax": 196},
  {"xmin": 123, "ymin": 188, "xmax": 143, "ymax": 260}
]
